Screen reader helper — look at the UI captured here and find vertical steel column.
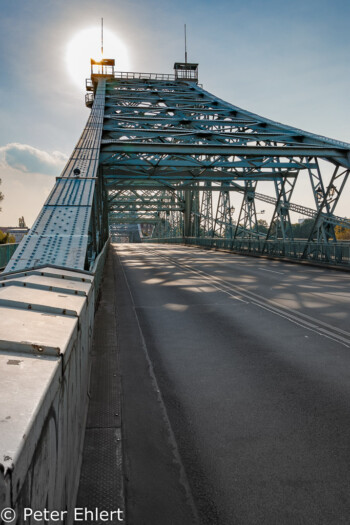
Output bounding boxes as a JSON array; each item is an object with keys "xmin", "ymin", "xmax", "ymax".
[
  {"xmin": 213, "ymin": 183, "xmax": 234, "ymax": 238},
  {"xmin": 233, "ymin": 181, "xmax": 259, "ymax": 239},
  {"xmin": 304, "ymin": 161, "xmax": 350, "ymax": 245},
  {"xmin": 184, "ymin": 189, "xmax": 192, "ymax": 237},
  {"xmin": 264, "ymin": 176, "xmax": 297, "ymax": 243},
  {"xmin": 200, "ymin": 181, "xmax": 214, "ymax": 236},
  {"xmin": 192, "ymin": 188, "xmax": 200, "ymax": 236}
]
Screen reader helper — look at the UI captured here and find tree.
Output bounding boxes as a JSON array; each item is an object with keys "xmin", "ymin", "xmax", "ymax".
[
  {"xmin": 0, "ymin": 178, "xmax": 3, "ymax": 212},
  {"xmin": 0, "ymin": 180, "xmax": 13, "ymax": 243},
  {"xmin": 257, "ymin": 219, "xmax": 268, "ymax": 234},
  {"xmin": 0, "ymin": 230, "xmax": 15, "ymax": 244},
  {"xmin": 334, "ymin": 224, "xmax": 350, "ymax": 240},
  {"xmin": 291, "ymin": 219, "xmax": 314, "ymax": 239}
]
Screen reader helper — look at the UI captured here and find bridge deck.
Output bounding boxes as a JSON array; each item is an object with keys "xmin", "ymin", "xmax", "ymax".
[{"xmin": 78, "ymin": 243, "xmax": 350, "ymax": 524}]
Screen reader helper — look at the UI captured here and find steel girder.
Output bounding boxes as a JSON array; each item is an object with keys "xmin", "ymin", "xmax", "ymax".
[
  {"xmin": 4, "ymin": 63, "xmax": 350, "ymax": 275},
  {"xmin": 200, "ymin": 182, "xmax": 214, "ymax": 235},
  {"xmin": 213, "ymin": 183, "xmax": 234, "ymax": 239},
  {"xmin": 98, "ymin": 73, "xmax": 350, "ymax": 252},
  {"xmin": 233, "ymin": 181, "xmax": 260, "ymax": 240}
]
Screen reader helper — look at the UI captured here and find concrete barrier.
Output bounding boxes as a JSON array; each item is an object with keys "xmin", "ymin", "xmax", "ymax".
[{"xmin": 0, "ymin": 242, "xmax": 109, "ymax": 524}]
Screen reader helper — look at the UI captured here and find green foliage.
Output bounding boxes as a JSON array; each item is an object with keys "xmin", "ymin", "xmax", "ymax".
[
  {"xmin": 0, "ymin": 230, "xmax": 16, "ymax": 244},
  {"xmin": 257, "ymin": 219, "xmax": 268, "ymax": 234},
  {"xmin": 291, "ymin": 219, "xmax": 314, "ymax": 239}
]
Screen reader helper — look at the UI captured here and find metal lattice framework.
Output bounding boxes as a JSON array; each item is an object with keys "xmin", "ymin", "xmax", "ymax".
[
  {"xmin": 5, "ymin": 61, "xmax": 350, "ymax": 273},
  {"xmin": 99, "ymin": 70, "xmax": 350, "ymax": 255}
]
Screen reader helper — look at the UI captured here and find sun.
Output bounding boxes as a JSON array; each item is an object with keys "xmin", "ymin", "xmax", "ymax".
[{"xmin": 66, "ymin": 27, "xmax": 130, "ymax": 88}]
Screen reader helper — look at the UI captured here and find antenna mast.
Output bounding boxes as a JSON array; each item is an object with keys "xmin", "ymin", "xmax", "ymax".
[
  {"xmin": 101, "ymin": 17, "xmax": 104, "ymax": 56},
  {"xmin": 184, "ymin": 24, "xmax": 187, "ymax": 64}
]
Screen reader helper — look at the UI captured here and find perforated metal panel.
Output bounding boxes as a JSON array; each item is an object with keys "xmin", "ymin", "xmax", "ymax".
[
  {"xmin": 46, "ymin": 179, "xmax": 95, "ymax": 207},
  {"xmin": 5, "ymin": 81, "xmax": 106, "ymax": 274}
]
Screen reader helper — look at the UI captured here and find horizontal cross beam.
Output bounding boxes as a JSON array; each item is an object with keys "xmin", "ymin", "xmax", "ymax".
[{"xmin": 100, "ymin": 141, "xmax": 349, "ymax": 160}]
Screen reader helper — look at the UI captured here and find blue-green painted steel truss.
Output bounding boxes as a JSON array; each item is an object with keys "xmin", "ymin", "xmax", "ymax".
[{"xmin": 5, "ymin": 65, "xmax": 350, "ymax": 273}]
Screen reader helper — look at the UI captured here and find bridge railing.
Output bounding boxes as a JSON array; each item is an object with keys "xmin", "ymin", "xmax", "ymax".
[
  {"xmin": 114, "ymin": 71, "xmax": 176, "ymax": 81},
  {"xmin": 143, "ymin": 237, "xmax": 350, "ymax": 267},
  {"xmin": 0, "ymin": 243, "xmax": 19, "ymax": 270}
]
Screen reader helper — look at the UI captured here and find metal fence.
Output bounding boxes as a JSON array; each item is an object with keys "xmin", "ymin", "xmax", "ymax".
[
  {"xmin": 143, "ymin": 237, "xmax": 350, "ymax": 268},
  {"xmin": 0, "ymin": 243, "xmax": 18, "ymax": 269},
  {"xmin": 114, "ymin": 71, "xmax": 176, "ymax": 81}
]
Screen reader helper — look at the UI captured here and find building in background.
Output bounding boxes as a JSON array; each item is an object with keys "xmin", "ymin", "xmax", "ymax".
[{"xmin": 0, "ymin": 217, "xmax": 29, "ymax": 243}]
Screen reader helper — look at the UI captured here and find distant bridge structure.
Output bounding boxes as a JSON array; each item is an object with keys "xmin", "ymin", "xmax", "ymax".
[{"xmin": 2, "ymin": 55, "xmax": 350, "ymax": 521}]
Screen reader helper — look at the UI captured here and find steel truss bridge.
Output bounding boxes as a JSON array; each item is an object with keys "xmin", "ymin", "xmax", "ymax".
[
  {"xmin": 2, "ymin": 58, "xmax": 350, "ymax": 521},
  {"xmin": 4, "ymin": 60, "xmax": 350, "ymax": 274}
]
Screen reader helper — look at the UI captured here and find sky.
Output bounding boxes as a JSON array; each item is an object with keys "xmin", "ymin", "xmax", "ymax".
[{"xmin": 1, "ymin": 0, "xmax": 350, "ymax": 226}]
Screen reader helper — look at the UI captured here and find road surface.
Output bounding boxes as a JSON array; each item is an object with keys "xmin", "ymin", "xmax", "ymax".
[{"xmin": 112, "ymin": 243, "xmax": 350, "ymax": 525}]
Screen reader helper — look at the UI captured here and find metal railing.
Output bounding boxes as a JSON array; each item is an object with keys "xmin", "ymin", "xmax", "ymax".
[
  {"xmin": 85, "ymin": 92, "xmax": 94, "ymax": 106},
  {"xmin": 85, "ymin": 78, "xmax": 94, "ymax": 91},
  {"xmin": 0, "ymin": 243, "xmax": 18, "ymax": 269},
  {"xmin": 114, "ymin": 71, "xmax": 176, "ymax": 81},
  {"xmin": 143, "ymin": 237, "xmax": 350, "ymax": 267}
]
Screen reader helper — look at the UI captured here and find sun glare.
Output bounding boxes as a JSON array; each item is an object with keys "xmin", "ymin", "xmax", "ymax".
[{"xmin": 66, "ymin": 27, "xmax": 130, "ymax": 88}]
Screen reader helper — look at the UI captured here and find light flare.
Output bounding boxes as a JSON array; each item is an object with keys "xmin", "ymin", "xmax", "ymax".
[{"xmin": 65, "ymin": 26, "xmax": 130, "ymax": 88}]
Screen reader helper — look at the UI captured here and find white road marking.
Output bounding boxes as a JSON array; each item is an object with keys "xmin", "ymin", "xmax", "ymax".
[
  {"xmin": 258, "ymin": 268, "xmax": 285, "ymax": 275},
  {"xmin": 142, "ymin": 246, "xmax": 350, "ymax": 349}
]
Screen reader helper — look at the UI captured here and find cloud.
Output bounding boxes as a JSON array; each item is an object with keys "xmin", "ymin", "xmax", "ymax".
[
  {"xmin": 0, "ymin": 143, "xmax": 68, "ymax": 176},
  {"xmin": 0, "ymin": 166, "xmax": 53, "ymax": 227}
]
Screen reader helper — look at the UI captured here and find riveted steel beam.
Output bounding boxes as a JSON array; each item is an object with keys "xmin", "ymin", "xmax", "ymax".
[
  {"xmin": 100, "ymin": 141, "xmax": 348, "ymax": 160},
  {"xmin": 8, "ymin": 67, "xmax": 349, "ymax": 274}
]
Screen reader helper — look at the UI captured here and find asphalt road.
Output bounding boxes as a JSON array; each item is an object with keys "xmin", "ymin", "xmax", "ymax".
[{"xmin": 113, "ymin": 243, "xmax": 350, "ymax": 525}]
